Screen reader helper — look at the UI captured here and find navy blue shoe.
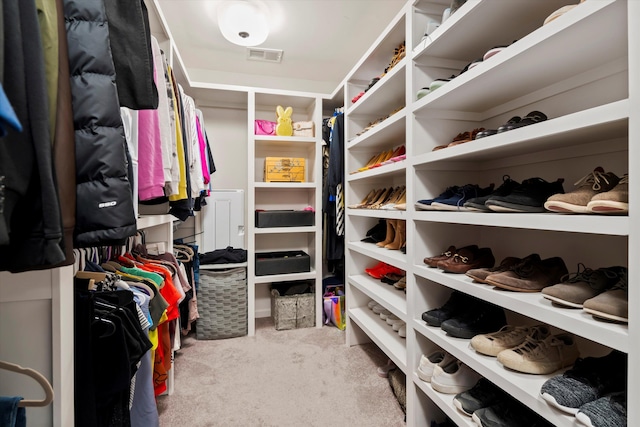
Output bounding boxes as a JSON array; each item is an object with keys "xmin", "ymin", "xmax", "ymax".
[
  {"xmin": 415, "ymin": 186, "xmax": 460, "ymax": 211},
  {"xmin": 431, "ymin": 183, "xmax": 494, "ymax": 211}
]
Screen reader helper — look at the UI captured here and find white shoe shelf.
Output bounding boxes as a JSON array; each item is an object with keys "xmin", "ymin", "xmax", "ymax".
[
  {"xmin": 247, "ymin": 91, "xmax": 324, "ymax": 335},
  {"xmin": 341, "ymin": 0, "xmax": 638, "ymax": 426}
]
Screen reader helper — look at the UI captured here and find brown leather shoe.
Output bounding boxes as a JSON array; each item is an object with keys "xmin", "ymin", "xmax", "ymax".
[
  {"xmin": 437, "ymin": 247, "xmax": 495, "ymax": 274},
  {"xmin": 424, "ymin": 245, "xmax": 463, "ymax": 268},
  {"xmin": 466, "ymin": 256, "xmax": 521, "ymax": 283},
  {"xmin": 485, "ymin": 255, "xmax": 568, "ymax": 292}
]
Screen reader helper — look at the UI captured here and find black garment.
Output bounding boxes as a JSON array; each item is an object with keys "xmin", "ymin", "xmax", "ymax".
[
  {"xmin": 0, "ymin": 0, "xmax": 65, "ymax": 272},
  {"xmin": 103, "ymin": 0, "xmax": 158, "ymax": 110},
  {"xmin": 199, "ymin": 246, "xmax": 248, "ymax": 264},
  {"xmin": 325, "ymin": 113, "xmax": 345, "ymax": 262},
  {"xmin": 74, "ymin": 280, "xmax": 153, "ymax": 427},
  {"xmin": 64, "ymin": 0, "xmax": 137, "ymax": 248}
]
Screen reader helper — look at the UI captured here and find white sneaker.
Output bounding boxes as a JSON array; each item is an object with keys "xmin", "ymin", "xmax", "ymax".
[
  {"xmin": 386, "ymin": 314, "xmax": 400, "ymax": 325},
  {"xmin": 380, "ymin": 309, "xmax": 392, "ymax": 320},
  {"xmin": 391, "ymin": 320, "xmax": 405, "ymax": 331},
  {"xmin": 367, "ymin": 300, "xmax": 377, "ymax": 310},
  {"xmin": 372, "ymin": 304, "xmax": 385, "ymax": 315},
  {"xmin": 398, "ymin": 325, "xmax": 406, "ymax": 338},
  {"xmin": 431, "ymin": 360, "xmax": 481, "ymax": 394},
  {"xmin": 417, "ymin": 351, "xmax": 455, "ymax": 383}
]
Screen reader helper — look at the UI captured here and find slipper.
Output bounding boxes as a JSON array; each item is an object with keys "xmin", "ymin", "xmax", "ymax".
[
  {"xmin": 483, "ymin": 40, "xmax": 518, "ymax": 61},
  {"xmin": 429, "ymin": 78, "xmax": 451, "ymax": 92},
  {"xmin": 416, "ymin": 87, "xmax": 430, "ymax": 100},
  {"xmin": 544, "ymin": 1, "xmax": 584, "ymax": 26},
  {"xmin": 497, "ymin": 111, "xmax": 547, "ymax": 133}
]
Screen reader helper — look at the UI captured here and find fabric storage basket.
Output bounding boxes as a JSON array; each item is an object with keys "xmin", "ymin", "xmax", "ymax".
[
  {"xmin": 197, "ymin": 267, "xmax": 247, "ymax": 340},
  {"xmin": 271, "ymin": 288, "xmax": 315, "ymax": 330}
]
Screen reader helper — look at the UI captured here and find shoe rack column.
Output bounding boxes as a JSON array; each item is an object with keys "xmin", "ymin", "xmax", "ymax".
[
  {"xmin": 248, "ymin": 90, "xmax": 323, "ymax": 335},
  {"xmin": 343, "ymin": 3, "xmax": 409, "ymax": 371},
  {"xmin": 407, "ymin": 1, "xmax": 632, "ymax": 426}
]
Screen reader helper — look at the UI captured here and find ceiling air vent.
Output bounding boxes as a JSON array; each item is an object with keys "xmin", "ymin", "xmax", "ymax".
[{"xmin": 246, "ymin": 47, "xmax": 283, "ymax": 63}]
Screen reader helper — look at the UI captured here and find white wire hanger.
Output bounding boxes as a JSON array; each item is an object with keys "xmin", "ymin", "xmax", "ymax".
[{"xmin": 0, "ymin": 360, "xmax": 54, "ymax": 407}]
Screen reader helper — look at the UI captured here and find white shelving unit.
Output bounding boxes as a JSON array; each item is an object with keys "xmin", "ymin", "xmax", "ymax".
[
  {"xmin": 342, "ymin": 1, "xmax": 637, "ymax": 426},
  {"xmin": 246, "ymin": 91, "xmax": 324, "ymax": 336}
]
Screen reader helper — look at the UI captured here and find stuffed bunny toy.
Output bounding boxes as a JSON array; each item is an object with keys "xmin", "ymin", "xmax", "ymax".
[{"xmin": 275, "ymin": 105, "xmax": 293, "ymax": 136}]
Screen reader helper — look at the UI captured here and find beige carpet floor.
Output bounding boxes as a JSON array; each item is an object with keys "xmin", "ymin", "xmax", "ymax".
[{"xmin": 157, "ymin": 318, "xmax": 406, "ymax": 427}]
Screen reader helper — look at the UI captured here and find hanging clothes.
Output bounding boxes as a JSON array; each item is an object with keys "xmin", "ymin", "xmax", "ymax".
[
  {"xmin": 0, "ymin": 396, "xmax": 26, "ymax": 427},
  {"xmin": 64, "ymin": 0, "xmax": 137, "ymax": 248},
  {"xmin": 102, "ymin": 0, "xmax": 158, "ymax": 110},
  {"xmin": 0, "ymin": 0, "xmax": 65, "ymax": 272},
  {"xmin": 51, "ymin": 0, "xmax": 77, "ymax": 267},
  {"xmin": 325, "ymin": 113, "xmax": 345, "ymax": 265}
]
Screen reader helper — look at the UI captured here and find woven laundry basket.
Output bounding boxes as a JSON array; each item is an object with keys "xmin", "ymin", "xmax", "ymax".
[{"xmin": 197, "ymin": 267, "xmax": 247, "ymax": 340}]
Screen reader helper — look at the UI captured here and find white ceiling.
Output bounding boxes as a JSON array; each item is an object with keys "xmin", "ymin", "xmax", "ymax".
[{"xmin": 149, "ymin": 0, "xmax": 408, "ymax": 95}]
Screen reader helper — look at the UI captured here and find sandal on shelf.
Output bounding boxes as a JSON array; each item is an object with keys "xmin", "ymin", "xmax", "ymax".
[
  {"xmin": 497, "ymin": 111, "xmax": 548, "ymax": 133},
  {"xmin": 447, "ymin": 128, "xmax": 485, "ymax": 147},
  {"xmin": 476, "ymin": 117, "xmax": 520, "ymax": 139}
]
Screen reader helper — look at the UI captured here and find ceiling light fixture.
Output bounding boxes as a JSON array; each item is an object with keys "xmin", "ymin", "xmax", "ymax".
[{"xmin": 217, "ymin": 0, "xmax": 270, "ymax": 47}]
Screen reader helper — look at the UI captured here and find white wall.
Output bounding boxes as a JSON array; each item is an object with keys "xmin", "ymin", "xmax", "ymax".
[
  {"xmin": 200, "ymin": 106, "xmax": 248, "ymax": 192},
  {"xmin": 199, "ymin": 106, "xmax": 274, "ymax": 318}
]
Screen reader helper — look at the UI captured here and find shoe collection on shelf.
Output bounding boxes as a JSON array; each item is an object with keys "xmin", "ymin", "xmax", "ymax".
[
  {"xmin": 416, "ymin": 168, "xmax": 629, "ymax": 215},
  {"xmin": 343, "ymin": 0, "xmax": 633, "ymax": 426}
]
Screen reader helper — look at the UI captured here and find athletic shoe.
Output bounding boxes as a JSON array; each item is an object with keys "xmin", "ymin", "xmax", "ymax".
[
  {"xmin": 391, "ymin": 320, "xmax": 405, "ymax": 331},
  {"xmin": 398, "ymin": 324, "xmax": 406, "ymax": 338},
  {"xmin": 540, "ymin": 350, "xmax": 627, "ymax": 414},
  {"xmin": 497, "ymin": 333, "xmax": 579, "ymax": 375},
  {"xmin": 485, "ymin": 177, "xmax": 564, "ymax": 213},
  {"xmin": 586, "ymin": 173, "xmax": 628, "ymax": 215},
  {"xmin": 430, "ymin": 184, "xmax": 494, "ymax": 211},
  {"xmin": 471, "ymin": 324, "xmax": 550, "ymax": 357},
  {"xmin": 472, "ymin": 401, "xmax": 555, "ymax": 427},
  {"xmin": 431, "ymin": 359, "xmax": 481, "ymax": 394},
  {"xmin": 544, "ymin": 167, "xmax": 619, "ymax": 213},
  {"xmin": 464, "ymin": 175, "xmax": 520, "ymax": 212},
  {"xmin": 453, "ymin": 378, "xmax": 506, "ymax": 417},
  {"xmin": 415, "ymin": 186, "xmax": 460, "ymax": 211},
  {"xmin": 418, "ymin": 350, "xmax": 455, "ymax": 382},
  {"xmin": 575, "ymin": 391, "xmax": 627, "ymax": 427},
  {"xmin": 542, "ymin": 265, "xmax": 626, "ymax": 308}
]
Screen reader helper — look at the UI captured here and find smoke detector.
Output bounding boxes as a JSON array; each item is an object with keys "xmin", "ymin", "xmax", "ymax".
[{"xmin": 246, "ymin": 47, "xmax": 283, "ymax": 63}]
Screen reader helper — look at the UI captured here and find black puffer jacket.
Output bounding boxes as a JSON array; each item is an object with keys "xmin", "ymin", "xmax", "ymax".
[{"xmin": 64, "ymin": 0, "xmax": 136, "ymax": 247}]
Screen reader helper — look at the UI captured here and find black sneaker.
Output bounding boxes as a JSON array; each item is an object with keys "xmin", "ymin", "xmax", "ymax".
[
  {"xmin": 540, "ymin": 350, "xmax": 627, "ymax": 414},
  {"xmin": 472, "ymin": 401, "xmax": 554, "ymax": 427},
  {"xmin": 464, "ymin": 175, "xmax": 520, "ymax": 212},
  {"xmin": 453, "ymin": 378, "xmax": 507, "ymax": 417},
  {"xmin": 485, "ymin": 177, "xmax": 564, "ymax": 213},
  {"xmin": 440, "ymin": 301, "xmax": 506, "ymax": 339},
  {"xmin": 421, "ymin": 291, "xmax": 474, "ymax": 327}
]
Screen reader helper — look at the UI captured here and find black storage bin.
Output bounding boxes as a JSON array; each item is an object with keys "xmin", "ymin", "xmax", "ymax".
[
  {"xmin": 255, "ymin": 250, "xmax": 311, "ymax": 276},
  {"xmin": 255, "ymin": 210, "xmax": 315, "ymax": 228}
]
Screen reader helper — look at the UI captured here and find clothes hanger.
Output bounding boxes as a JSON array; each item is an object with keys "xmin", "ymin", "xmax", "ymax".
[
  {"xmin": 92, "ymin": 315, "xmax": 116, "ymax": 338},
  {"xmin": 0, "ymin": 360, "xmax": 54, "ymax": 407}
]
